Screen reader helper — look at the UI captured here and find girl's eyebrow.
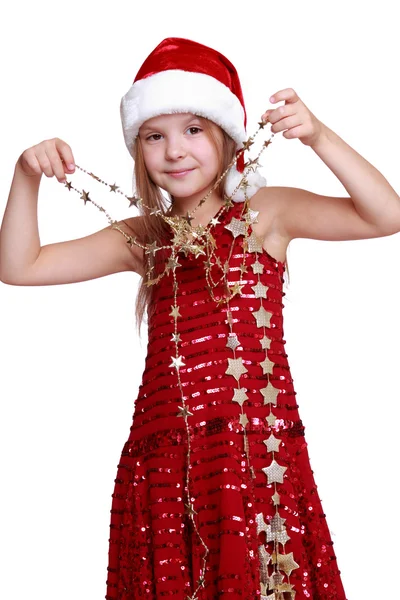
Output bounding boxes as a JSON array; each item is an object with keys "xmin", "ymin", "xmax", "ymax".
[{"xmin": 140, "ymin": 115, "xmax": 201, "ymax": 134}]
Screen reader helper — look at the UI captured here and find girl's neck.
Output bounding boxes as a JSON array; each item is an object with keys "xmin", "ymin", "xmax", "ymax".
[{"xmin": 169, "ymin": 192, "xmax": 225, "ymax": 220}]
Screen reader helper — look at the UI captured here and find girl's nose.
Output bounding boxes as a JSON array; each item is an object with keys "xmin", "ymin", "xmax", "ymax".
[{"xmin": 165, "ymin": 137, "xmax": 187, "ymax": 160}]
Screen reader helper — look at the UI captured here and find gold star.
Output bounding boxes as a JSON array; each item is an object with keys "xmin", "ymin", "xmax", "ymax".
[
  {"xmin": 240, "ymin": 177, "xmax": 249, "ymax": 190},
  {"xmin": 229, "ymin": 282, "xmax": 245, "ymax": 297},
  {"xmin": 232, "ymin": 388, "xmax": 248, "ymax": 406},
  {"xmin": 276, "ymin": 583, "xmax": 295, "ymax": 594},
  {"xmin": 260, "ymin": 384, "xmax": 280, "ymax": 405},
  {"xmin": 272, "ymin": 491, "xmax": 281, "ymax": 506},
  {"xmin": 87, "ymin": 171, "xmax": 101, "ymax": 182},
  {"xmin": 264, "ymin": 433, "xmax": 281, "ymax": 453},
  {"xmin": 177, "ymin": 405, "xmax": 193, "ymax": 418},
  {"xmin": 262, "ymin": 459, "xmax": 287, "ymax": 484},
  {"xmin": 252, "ymin": 306, "xmax": 273, "ymax": 328},
  {"xmin": 167, "ymin": 255, "xmax": 180, "ymax": 271},
  {"xmin": 244, "ymin": 159, "xmax": 261, "ymax": 174},
  {"xmin": 251, "ymin": 260, "xmax": 264, "ymax": 274},
  {"xmin": 185, "ymin": 501, "xmax": 197, "ymax": 516},
  {"xmin": 226, "ymin": 333, "xmax": 240, "ymax": 351},
  {"xmin": 265, "ymin": 523, "xmax": 290, "ymax": 545},
  {"xmin": 127, "ymin": 196, "xmax": 139, "ymax": 207},
  {"xmin": 266, "ymin": 412, "xmax": 277, "ymax": 427},
  {"xmin": 170, "ymin": 355, "xmax": 185, "ymax": 370},
  {"xmin": 80, "ymin": 190, "xmax": 91, "ymax": 205},
  {"xmin": 190, "ymin": 244, "xmax": 206, "ymax": 258},
  {"xmin": 259, "ymin": 335, "xmax": 271, "ymax": 350},
  {"xmin": 242, "ymin": 137, "xmax": 254, "ymax": 151},
  {"xmin": 171, "ymin": 333, "xmax": 181, "ymax": 343},
  {"xmin": 268, "ymin": 571, "xmax": 283, "ymax": 588},
  {"xmin": 145, "ymin": 241, "xmax": 161, "ymax": 257},
  {"xmin": 239, "ymin": 263, "xmax": 248, "ymax": 275},
  {"xmin": 197, "ymin": 574, "xmax": 206, "ymax": 588},
  {"xmin": 275, "ymin": 552, "xmax": 300, "ymax": 576},
  {"xmin": 260, "ymin": 354, "xmax": 275, "ymax": 375},
  {"xmin": 247, "ymin": 231, "xmax": 264, "ymax": 253},
  {"xmin": 210, "ymin": 217, "xmax": 220, "ymax": 226},
  {"xmin": 252, "ymin": 281, "xmax": 268, "ymax": 298},
  {"xmin": 150, "ymin": 207, "xmax": 162, "ymax": 216},
  {"xmin": 169, "ymin": 305, "xmax": 182, "ymax": 319},
  {"xmin": 244, "ymin": 208, "xmax": 260, "ymax": 223},
  {"xmin": 270, "ymin": 512, "xmax": 286, "ymax": 532},
  {"xmin": 258, "ymin": 119, "xmax": 267, "ymax": 129},
  {"xmin": 65, "ymin": 180, "xmax": 72, "ymax": 191},
  {"xmin": 239, "ymin": 413, "xmax": 249, "ymax": 428},
  {"xmin": 224, "ymin": 217, "xmax": 247, "ymax": 238},
  {"xmin": 183, "ymin": 212, "xmax": 194, "ymax": 226},
  {"xmin": 109, "ymin": 182, "xmax": 119, "ymax": 192},
  {"xmin": 225, "ymin": 357, "xmax": 248, "ymax": 381},
  {"xmin": 264, "ymin": 139, "xmax": 273, "ymax": 149}
]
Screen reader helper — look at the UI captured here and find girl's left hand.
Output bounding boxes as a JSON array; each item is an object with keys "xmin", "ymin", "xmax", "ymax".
[{"xmin": 261, "ymin": 88, "xmax": 324, "ymax": 147}]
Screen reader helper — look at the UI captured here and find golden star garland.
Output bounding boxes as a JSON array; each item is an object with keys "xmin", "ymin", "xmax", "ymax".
[{"xmin": 62, "ymin": 120, "xmax": 299, "ymax": 599}]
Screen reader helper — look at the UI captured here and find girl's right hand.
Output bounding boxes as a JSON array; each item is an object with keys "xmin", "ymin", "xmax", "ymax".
[{"xmin": 16, "ymin": 137, "xmax": 76, "ymax": 183}]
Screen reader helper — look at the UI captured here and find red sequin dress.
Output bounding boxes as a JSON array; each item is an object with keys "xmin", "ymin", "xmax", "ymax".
[{"xmin": 106, "ymin": 201, "xmax": 347, "ymax": 600}]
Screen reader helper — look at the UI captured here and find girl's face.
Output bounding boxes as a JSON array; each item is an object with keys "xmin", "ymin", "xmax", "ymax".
[{"xmin": 138, "ymin": 113, "xmax": 223, "ymax": 203}]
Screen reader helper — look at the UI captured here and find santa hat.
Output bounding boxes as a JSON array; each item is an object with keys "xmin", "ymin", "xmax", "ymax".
[{"xmin": 120, "ymin": 37, "xmax": 266, "ymax": 202}]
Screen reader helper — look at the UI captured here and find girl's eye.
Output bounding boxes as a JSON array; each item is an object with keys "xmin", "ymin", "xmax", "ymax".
[
  {"xmin": 187, "ymin": 127, "xmax": 202, "ymax": 135},
  {"xmin": 146, "ymin": 133, "xmax": 163, "ymax": 141}
]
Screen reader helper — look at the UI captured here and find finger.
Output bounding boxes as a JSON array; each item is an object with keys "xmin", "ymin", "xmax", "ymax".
[
  {"xmin": 271, "ymin": 88, "xmax": 298, "ymax": 105},
  {"xmin": 35, "ymin": 146, "xmax": 55, "ymax": 178},
  {"xmin": 45, "ymin": 146, "xmax": 68, "ymax": 183},
  {"xmin": 55, "ymin": 139, "xmax": 75, "ymax": 173}
]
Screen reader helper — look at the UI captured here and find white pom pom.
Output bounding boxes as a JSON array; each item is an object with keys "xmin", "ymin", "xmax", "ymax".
[{"xmin": 224, "ymin": 166, "xmax": 267, "ymax": 202}]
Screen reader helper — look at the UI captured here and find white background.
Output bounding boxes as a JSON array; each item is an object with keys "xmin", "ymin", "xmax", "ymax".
[{"xmin": 0, "ymin": 1, "xmax": 399, "ymax": 598}]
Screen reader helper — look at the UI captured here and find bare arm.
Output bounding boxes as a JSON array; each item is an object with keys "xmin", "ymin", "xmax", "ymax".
[{"xmin": 0, "ymin": 143, "xmax": 143, "ymax": 285}]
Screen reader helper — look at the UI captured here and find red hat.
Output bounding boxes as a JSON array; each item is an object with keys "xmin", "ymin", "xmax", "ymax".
[{"xmin": 120, "ymin": 37, "xmax": 266, "ymax": 201}]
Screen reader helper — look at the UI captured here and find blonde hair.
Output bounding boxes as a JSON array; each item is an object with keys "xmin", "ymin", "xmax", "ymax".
[{"xmin": 127, "ymin": 116, "xmax": 289, "ymax": 336}]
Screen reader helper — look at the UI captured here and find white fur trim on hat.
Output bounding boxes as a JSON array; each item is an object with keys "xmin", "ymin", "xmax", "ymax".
[
  {"xmin": 120, "ymin": 69, "xmax": 246, "ymax": 157},
  {"xmin": 224, "ymin": 166, "xmax": 267, "ymax": 203}
]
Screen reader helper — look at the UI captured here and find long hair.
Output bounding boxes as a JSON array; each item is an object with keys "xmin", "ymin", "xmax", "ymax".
[{"xmin": 128, "ymin": 117, "xmax": 289, "ymax": 337}]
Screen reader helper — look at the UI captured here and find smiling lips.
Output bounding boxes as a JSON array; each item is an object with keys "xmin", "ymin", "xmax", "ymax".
[{"xmin": 166, "ymin": 168, "xmax": 194, "ymax": 178}]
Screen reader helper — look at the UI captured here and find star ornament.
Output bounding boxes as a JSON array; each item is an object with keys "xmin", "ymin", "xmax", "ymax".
[
  {"xmin": 226, "ymin": 333, "xmax": 240, "ymax": 351},
  {"xmin": 252, "ymin": 306, "xmax": 273, "ymax": 328},
  {"xmin": 80, "ymin": 190, "xmax": 91, "ymax": 205},
  {"xmin": 260, "ymin": 354, "xmax": 275, "ymax": 375},
  {"xmin": 247, "ymin": 231, "xmax": 264, "ymax": 253},
  {"xmin": 225, "ymin": 357, "xmax": 248, "ymax": 381},
  {"xmin": 177, "ymin": 405, "xmax": 193, "ymax": 418},
  {"xmin": 251, "ymin": 281, "xmax": 268, "ymax": 298},
  {"xmin": 170, "ymin": 355, "xmax": 185, "ymax": 370},
  {"xmin": 232, "ymin": 388, "xmax": 248, "ymax": 406},
  {"xmin": 262, "ymin": 459, "xmax": 287, "ymax": 484},
  {"xmin": 225, "ymin": 217, "xmax": 247, "ymax": 238},
  {"xmin": 251, "ymin": 260, "xmax": 264, "ymax": 275},
  {"xmin": 264, "ymin": 433, "xmax": 282, "ymax": 453},
  {"xmin": 260, "ymin": 384, "xmax": 280, "ymax": 406},
  {"xmin": 185, "ymin": 501, "xmax": 197, "ymax": 516},
  {"xmin": 239, "ymin": 412, "xmax": 249, "ymax": 428},
  {"xmin": 275, "ymin": 552, "xmax": 300, "ymax": 576},
  {"xmin": 169, "ymin": 305, "xmax": 182, "ymax": 319},
  {"xmin": 259, "ymin": 335, "xmax": 271, "ymax": 350},
  {"xmin": 145, "ymin": 240, "xmax": 161, "ymax": 257}
]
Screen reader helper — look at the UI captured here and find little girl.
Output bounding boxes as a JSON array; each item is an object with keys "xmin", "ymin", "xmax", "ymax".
[{"xmin": 1, "ymin": 37, "xmax": 399, "ymax": 600}]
